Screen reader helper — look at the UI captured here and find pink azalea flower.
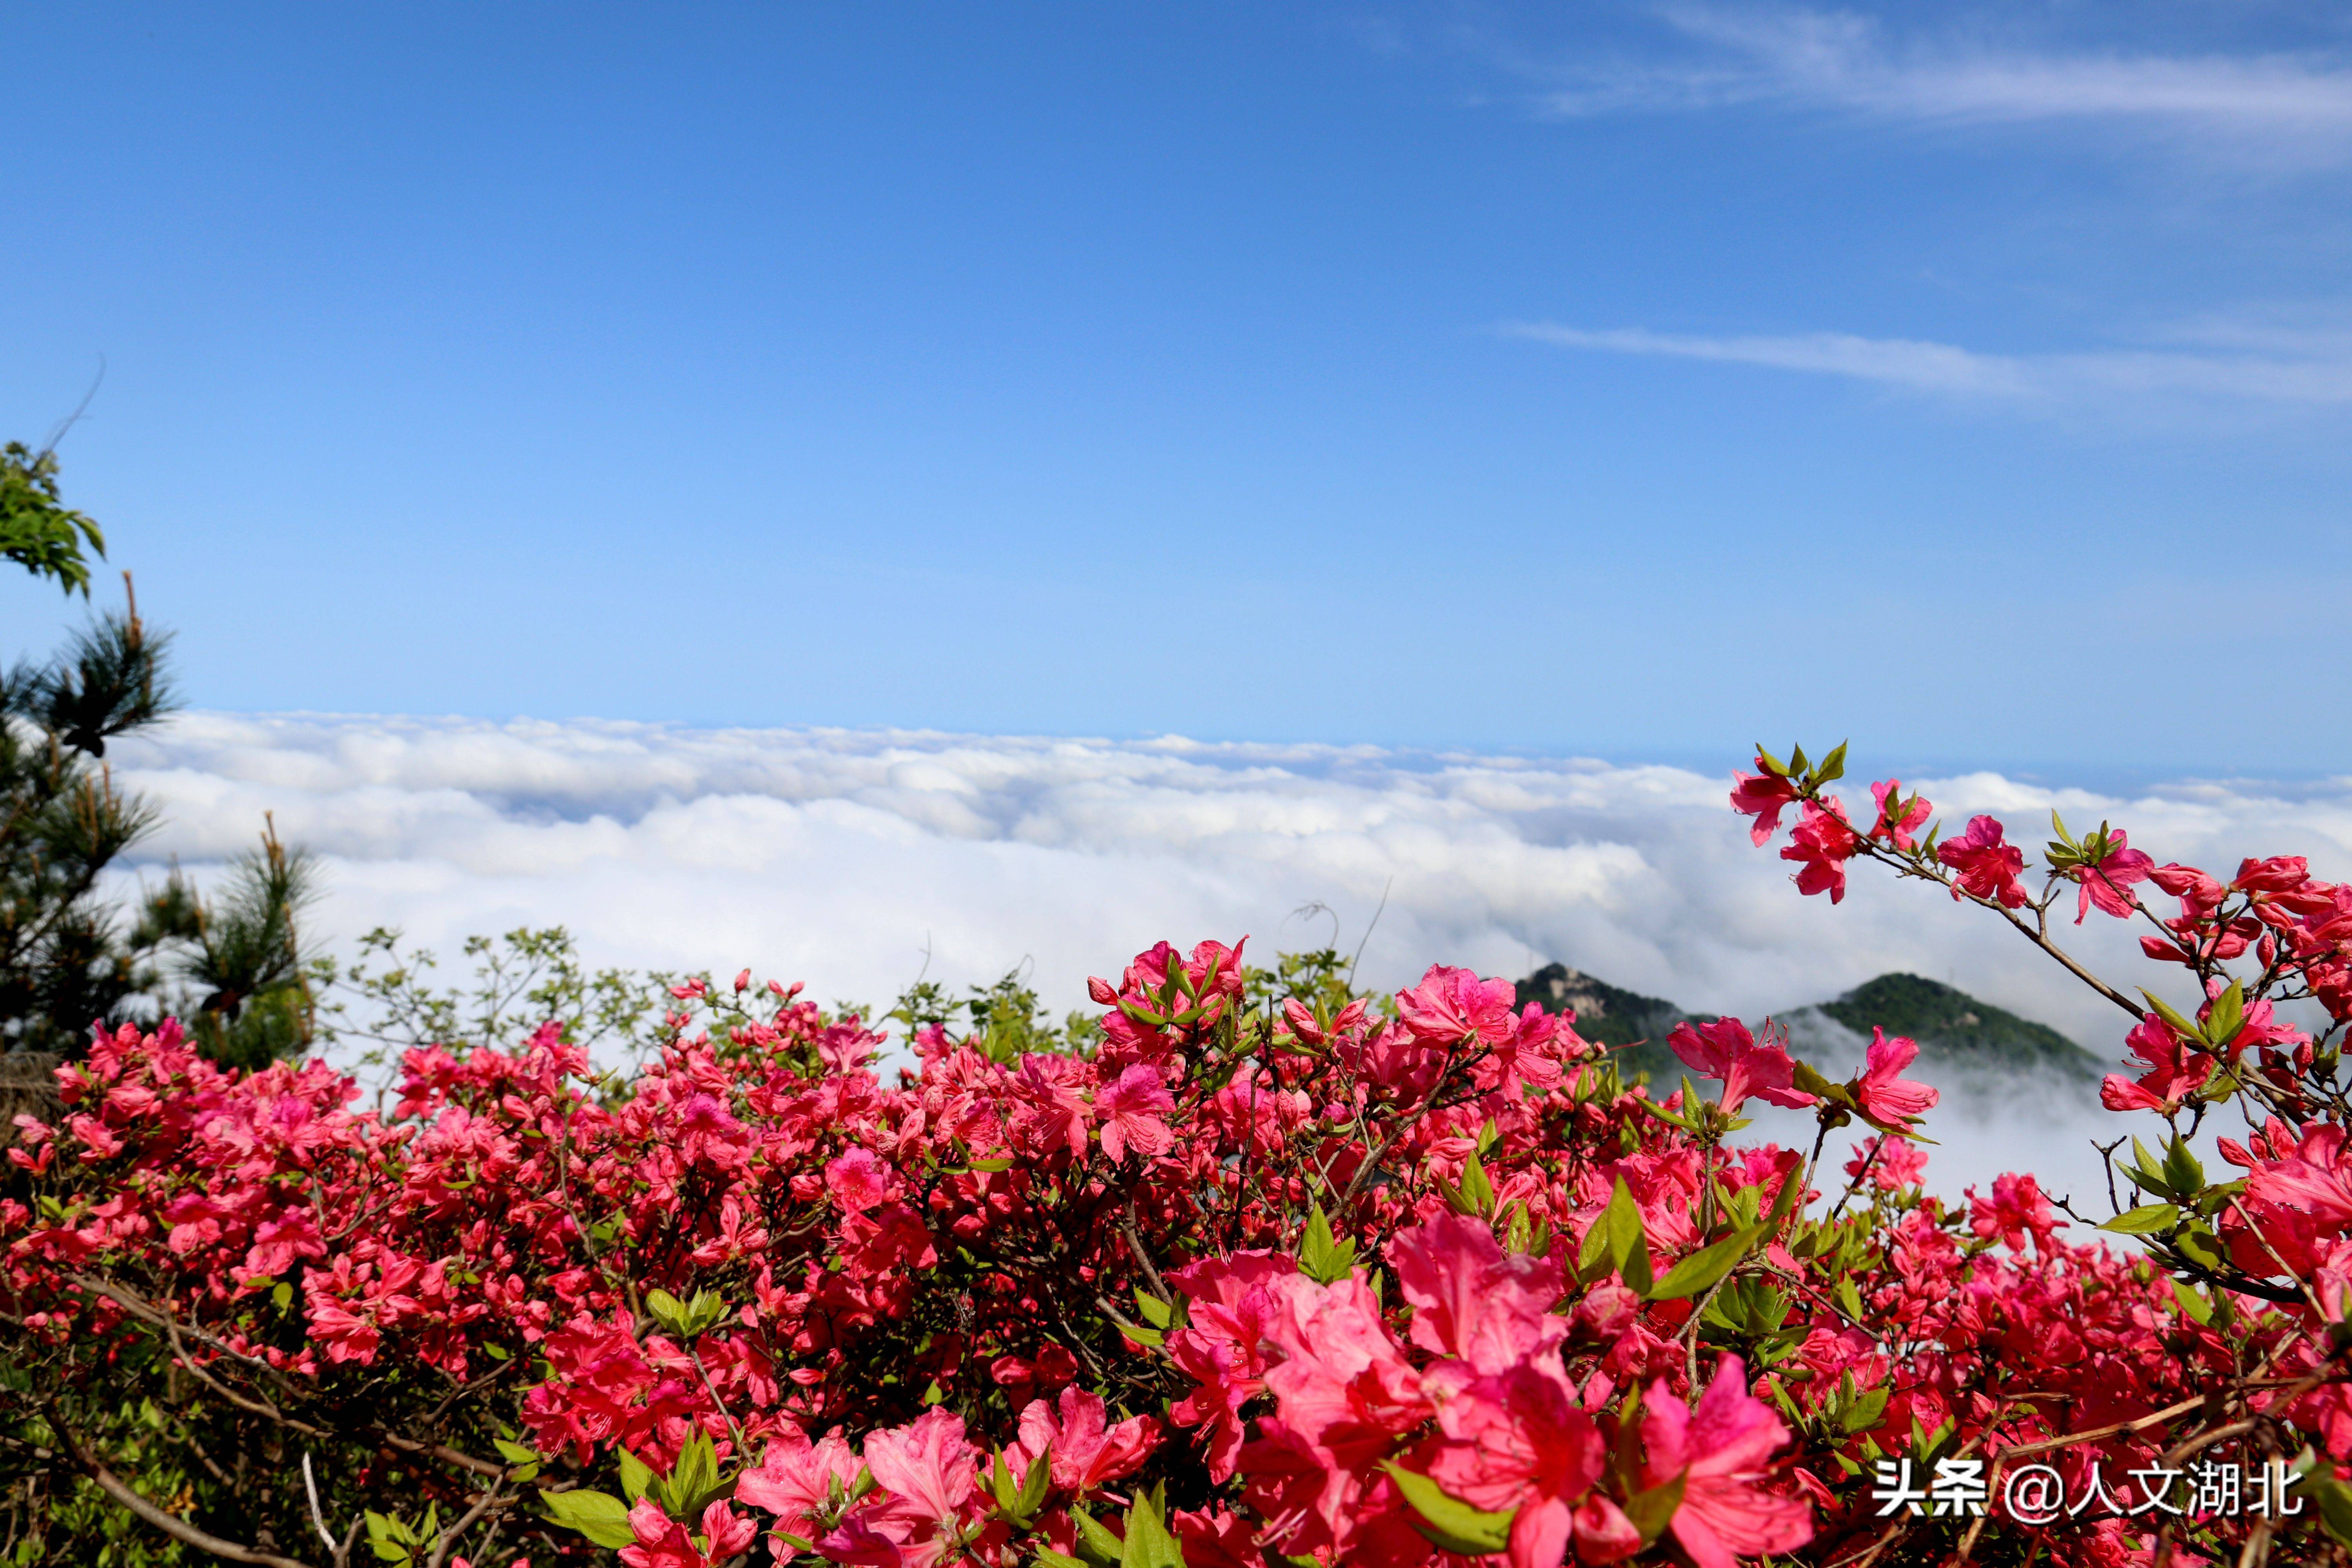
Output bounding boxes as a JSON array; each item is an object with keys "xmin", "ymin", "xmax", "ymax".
[
  {"xmin": 2098, "ymin": 1013, "xmax": 2212, "ymax": 1115},
  {"xmin": 1093, "ymin": 1065, "xmax": 1174, "ymax": 1163},
  {"xmin": 1868, "ymin": 779, "xmax": 1931, "ymax": 851},
  {"xmin": 1424, "ymin": 1361, "xmax": 1608, "ymax": 1568},
  {"xmin": 1395, "ymin": 964, "xmax": 1520, "ymax": 1048},
  {"xmin": 1389, "ymin": 1214, "xmax": 1564, "ymax": 1376},
  {"xmin": 1937, "ymin": 815, "xmax": 2029, "ymax": 909},
  {"xmin": 1007, "ymin": 1053, "xmax": 1091, "ymax": 1157},
  {"xmin": 737, "ymin": 1426, "xmax": 861, "ymax": 1546},
  {"xmin": 1780, "ymin": 799, "xmax": 1859, "ymax": 903},
  {"xmin": 1845, "ymin": 1134, "xmax": 1927, "ymax": 1192},
  {"xmin": 2071, "ymin": 828, "xmax": 2156, "ymax": 923},
  {"xmin": 1666, "ymin": 1017, "xmax": 1817, "ymax": 1116},
  {"xmin": 1007, "ymin": 1385, "xmax": 1159, "ymax": 1493},
  {"xmin": 1642, "ymin": 1356, "xmax": 1813, "ymax": 1568},
  {"xmin": 1240, "ymin": 1272, "xmax": 1431, "ymax": 1553},
  {"xmin": 619, "ymin": 1498, "xmax": 756, "ymax": 1568},
  {"xmin": 1854, "ymin": 1029, "xmax": 1938, "ymax": 1125},
  {"xmin": 1166, "ymin": 1252, "xmax": 1294, "ymax": 1482},
  {"xmin": 840, "ymin": 1408, "xmax": 984, "ymax": 1568},
  {"xmin": 1730, "ymin": 761, "xmax": 1800, "ymax": 847},
  {"xmin": 1969, "ymin": 1172, "xmax": 2062, "ymax": 1252},
  {"xmin": 824, "ymin": 1146, "xmax": 895, "ymax": 1214}
]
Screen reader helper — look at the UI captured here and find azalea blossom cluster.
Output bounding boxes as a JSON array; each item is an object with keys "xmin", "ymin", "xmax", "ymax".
[{"xmin": 4, "ymin": 743, "xmax": 2350, "ymax": 1568}]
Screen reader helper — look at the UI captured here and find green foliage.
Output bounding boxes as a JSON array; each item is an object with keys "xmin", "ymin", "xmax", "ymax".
[
  {"xmin": 0, "ymin": 442, "xmax": 104, "ymax": 596},
  {"xmin": 889, "ymin": 962, "xmax": 1102, "ymax": 1063},
  {"xmin": 1296, "ymin": 1203, "xmax": 1358, "ymax": 1284},
  {"xmin": 1244, "ymin": 946, "xmax": 1360, "ymax": 1019},
  {"xmin": 319, "ymin": 924, "xmax": 670, "ymax": 1073},
  {"xmin": 2, "ymin": 449, "xmax": 319, "ymax": 1069},
  {"xmin": 538, "ymin": 1486, "xmax": 635, "ymax": 1549},
  {"xmin": 1383, "ymin": 1463, "xmax": 1517, "ymax": 1557},
  {"xmin": 132, "ymin": 820, "xmax": 324, "ymax": 1070}
]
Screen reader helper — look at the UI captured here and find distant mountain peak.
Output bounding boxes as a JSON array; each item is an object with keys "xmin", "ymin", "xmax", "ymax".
[
  {"xmin": 1816, "ymin": 972, "xmax": 2101, "ymax": 1077},
  {"xmin": 1512, "ymin": 962, "xmax": 2101, "ymax": 1084}
]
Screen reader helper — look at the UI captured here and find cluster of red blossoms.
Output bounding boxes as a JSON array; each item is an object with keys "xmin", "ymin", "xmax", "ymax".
[{"xmin": 6, "ymin": 743, "xmax": 2352, "ymax": 1568}]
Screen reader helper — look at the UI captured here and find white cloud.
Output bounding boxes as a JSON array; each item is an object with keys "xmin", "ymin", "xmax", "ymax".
[
  {"xmin": 1506, "ymin": 319, "xmax": 2352, "ymax": 406},
  {"xmin": 1540, "ymin": 7, "xmax": 2352, "ymax": 159},
  {"xmin": 109, "ymin": 712, "xmax": 2352, "ymax": 1206}
]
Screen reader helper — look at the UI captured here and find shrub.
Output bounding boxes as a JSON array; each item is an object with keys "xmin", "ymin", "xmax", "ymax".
[{"xmin": 3, "ymin": 742, "xmax": 2348, "ymax": 1567}]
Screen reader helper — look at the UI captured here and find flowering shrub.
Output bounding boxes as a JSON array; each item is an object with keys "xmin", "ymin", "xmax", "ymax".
[{"xmin": 4, "ymin": 742, "xmax": 2351, "ymax": 1567}]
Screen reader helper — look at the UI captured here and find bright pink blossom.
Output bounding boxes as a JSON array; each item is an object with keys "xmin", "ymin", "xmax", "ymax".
[
  {"xmin": 2071, "ymin": 828, "xmax": 2156, "ymax": 922},
  {"xmin": 1854, "ymin": 1029, "xmax": 1938, "ymax": 1125},
  {"xmin": 1093, "ymin": 1065, "xmax": 1174, "ymax": 1162},
  {"xmin": 738, "ymin": 1428, "xmax": 861, "ymax": 1546},
  {"xmin": 1780, "ymin": 799, "xmax": 1860, "ymax": 903},
  {"xmin": 1642, "ymin": 1357, "xmax": 1813, "ymax": 1568},
  {"xmin": 1007, "ymin": 1385, "xmax": 1158, "ymax": 1494},
  {"xmin": 1730, "ymin": 760, "xmax": 1800, "ymax": 847},
  {"xmin": 1665, "ymin": 1017, "xmax": 1817, "ymax": 1115},
  {"xmin": 2098, "ymin": 1013, "xmax": 2211, "ymax": 1114},
  {"xmin": 1868, "ymin": 779, "xmax": 1931, "ymax": 851},
  {"xmin": 1970, "ymin": 1172, "xmax": 2062, "ymax": 1252},
  {"xmin": 1394, "ymin": 964, "xmax": 1519, "ymax": 1048},
  {"xmin": 1937, "ymin": 815, "xmax": 2029, "ymax": 909}
]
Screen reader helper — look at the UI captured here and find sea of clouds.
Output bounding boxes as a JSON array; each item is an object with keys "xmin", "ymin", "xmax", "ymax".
[{"xmin": 107, "ymin": 712, "xmax": 2352, "ymax": 1214}]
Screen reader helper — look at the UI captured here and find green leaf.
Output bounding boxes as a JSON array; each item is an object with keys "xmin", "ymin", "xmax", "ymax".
[
  {"xmin": 1621, "ymin": 1471, "xmax": 1686, "ymax": 1545},
  {"xmin": 1036, "ymin": 1552, "xmax": 1088, "ymax": 1568},
  {"xmin": 2174, "ymin": 1224, "xmax": 2227, "ymax": 1272},
  {"xmin": 1753, "ymin": 744, "xmax": 1788, "ymax": 777},
  {"xmin": 363, "ymin": 1511, "xmax": 413, "ymax": 1564},
  {"xmin": 1599, "ymin": 1178, "xmax": 1654, "ymax": 1295},
  {"xmin": 1766, "ymin": 1167, "xmax": 1805, "ymax": 1229},
  {"xmin": 1016, "ymin": 1449, "xmax": 1053, "ymax": 1519},
  {"xmin": 2169, "ymin": 1277, "xmax": 2215, "ymax": 1326},
  {"xmin": 1646, "ymin": 1225, "xmax": 1764, "ymax": 1301},
  {"xmin": 1298, "ymin": 1203, "xmax": 1358, "ymax": 1285},
  {"xmin": 539, "ymin": 1489, "xmax": 637, "ymax": 1550},
  {"xmin": 2099, "ymin": 1203, "xmax": 2180, "ymax": 1236},
  {"xmin": 618, "ymin": 1448, "xmax": 653, "ymax": 1504},
  {"xmin": 657, "ymin": 1432, "xmax": 728, "ymax": 1517},
  {"xmin": 1118, "ymin": 1487, "xmax": 1187, "ymax": 1568},
  {"xmin": 1815, "ymin": 741, "xmax": 1847, "ymax": 784},
  {"xmin": 1790, "ymin": 1060, "xmax": 1851, "ymax": 1106},
  {"xmin": 1071, "ymin": 1507, "xmax": 1127, "ymax": 1568},
  {"xmin": 2140, "ymin": 990, "xmax": 2203, "ymax": 1047},
  {"xmin": 271, "ymin": 1280, "xmax": 294, "ymax": 1310},
  {"xmin": 1839, "ymin": 1387, "xmax": 1891, "ymax": 1435},
  {"xmin": 1382, "ymin": 1464, "xmax": 1517, "ymax": 1557},
  {"xmin": 494, "ymin": 1439, "xmax": 539, "ymax": 1466},
  {"xmin": 2161, "ymin": 1139, "xmax": 2207, "ymax": 1200},
  {"xmin": 1133, "ymin": 1287, "xmax": 1173, "ymax": 1329},
  {"xmin": 644, "ymin": 1287, "xmax": 690, "ymax": 1337},
  {"xmin": 2205, "ymin": 982, "xmax": 2246, "ymax": 1049},
  {"xmin": 969, "ymin": 1155, "xmax": 1015, "ymax": 1172},
  {"xmin": 2314, "ymin": 1471, "xmax": 2352, "ymax": 1550},
  {"xmin": 1834, "ymin": 1278, "xmax": 1864, "ymax": 1321},
  {"xmin": 1450, "ymin": 1145, "xmax": 1497, "ymax": 1220}
]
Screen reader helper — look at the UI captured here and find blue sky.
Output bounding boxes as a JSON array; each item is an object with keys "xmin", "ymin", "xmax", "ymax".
[{"xmin": 6, "ymin": 2, "xmax": 2350, "ymax": 775}]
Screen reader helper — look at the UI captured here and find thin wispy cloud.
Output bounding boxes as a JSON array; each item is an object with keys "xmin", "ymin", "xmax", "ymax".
[
  {"xmin": 1536, "ymin": 6, "xmax": 2352, "ymax": 162},
  {"xmin": 1507, "ymin": 319, "xmax": 2352, "ymax": 407}
]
